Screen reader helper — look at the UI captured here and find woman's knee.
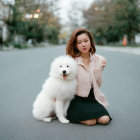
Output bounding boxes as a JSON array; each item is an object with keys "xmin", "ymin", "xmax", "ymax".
[
  {"xmin": 80, "ymin": 119, "xmax": 97, "ymax": 126},
  {"xmin": 97, "ymin": 116, "xmax": 110, "ymax": 125}
]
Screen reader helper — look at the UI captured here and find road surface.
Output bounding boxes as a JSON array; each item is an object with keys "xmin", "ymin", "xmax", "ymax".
[{"xmin": 0, "ymin": 45, "xmax": 140, "ymax": 140}]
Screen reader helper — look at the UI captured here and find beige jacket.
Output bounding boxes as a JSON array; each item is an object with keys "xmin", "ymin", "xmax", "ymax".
[{"xmin": 75, "ymin": 53, "xmax": 109, "ymax": 107}]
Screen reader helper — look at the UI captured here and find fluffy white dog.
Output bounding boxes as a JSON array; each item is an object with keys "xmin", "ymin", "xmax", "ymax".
[{"xmin": 32, "ymin": 55, "xmax": 77, "ymax": 123}]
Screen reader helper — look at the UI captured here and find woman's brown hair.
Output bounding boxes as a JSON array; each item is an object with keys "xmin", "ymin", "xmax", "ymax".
[{"xmin": 66, "ymin": 28, "xmax": 96, "ymax": 58}]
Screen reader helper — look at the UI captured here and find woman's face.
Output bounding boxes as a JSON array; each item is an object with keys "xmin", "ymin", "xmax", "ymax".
[{"xmin": 76, "ymin": 33, "xmax": 91, "ymax": 55}]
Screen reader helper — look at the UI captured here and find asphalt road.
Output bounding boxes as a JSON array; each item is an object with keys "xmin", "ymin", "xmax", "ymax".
[{"xmin": 0, "ymin": 45, "xmax": 140, "ymax": 140}]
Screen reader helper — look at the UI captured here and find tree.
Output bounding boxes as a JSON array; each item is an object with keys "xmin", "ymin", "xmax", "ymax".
[
  {"xmin": 3, "ymin": 0, "xmax": 61, "ymax": 45},
  {"xmin": 113, "ymin": 0, "xmax": 140, "ymax": 44},
  {"xmin": 83, "ymin": 0, "xmax": 140, "ymax": 44},
  {"xmin": 66, "ymin": 0, "xmax": 86, "ymax": 31}
]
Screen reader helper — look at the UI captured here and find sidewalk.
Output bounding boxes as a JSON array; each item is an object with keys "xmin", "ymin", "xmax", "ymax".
[{"xmin": 98, "ymin": 46, "xmax": 140, "ymax": 55}]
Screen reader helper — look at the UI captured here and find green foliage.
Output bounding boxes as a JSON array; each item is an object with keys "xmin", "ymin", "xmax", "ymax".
[
  {"xmin": 5, "ymin": 5, "xmax": 23, "ymax": 41},
  {"xmin": 23, "ymin": 20, "xmax": 45, "ymax": 42},
  {"xmin": 84, "ymin": 0, "xmax": 140, "ymax": 45},
  {"xmin": 12, "ymin": 42, "xmax": 28, "ymax": 49},
  {"xmin": 44, "ymin": 26, "xmax": 59, "ymax": 44},
  {"xmin": 4, "ymin": 0, "xmax": 61, "ymax": 47},
  {"xmin": 113, "ymin": 0, "xmax": 140, "ymax": 43}
]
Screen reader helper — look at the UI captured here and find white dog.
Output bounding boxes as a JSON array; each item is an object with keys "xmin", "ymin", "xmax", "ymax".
[{"xmin": 32, "ymin": 55, "xmax": 77, "ymax": 123}]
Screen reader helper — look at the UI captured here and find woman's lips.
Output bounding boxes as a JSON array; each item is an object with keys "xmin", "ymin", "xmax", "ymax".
[{"xmin": 82, "ymin": 48, "xmax": 87, "ymax": 51}]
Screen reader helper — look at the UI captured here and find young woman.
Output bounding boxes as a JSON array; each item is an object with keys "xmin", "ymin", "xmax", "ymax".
[{"xmin": 66, "ymin": 28, "xmax": 112, "ymax": 126}]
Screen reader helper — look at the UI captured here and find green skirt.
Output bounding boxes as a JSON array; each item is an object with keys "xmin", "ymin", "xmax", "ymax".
[{"xmin": 67, "ymin": 88, "xmax": 112, "ymax": 123}]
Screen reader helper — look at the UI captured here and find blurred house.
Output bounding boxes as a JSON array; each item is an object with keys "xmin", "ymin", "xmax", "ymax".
[
  {"xmin": 135, "ymin": 34, "xmax": 140, "ymax": 44},
  {"xmin": 0, "ymin": 1, "xmax": 9, "ymax": 44}
]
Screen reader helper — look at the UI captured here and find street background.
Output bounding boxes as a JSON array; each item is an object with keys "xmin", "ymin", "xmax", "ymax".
[
  {"xmin": 0, "ymin": 45, "xmax": 140, "ymax": 140},
  {"xmin": 0, "ymin": 0, "xmax": 140, "ymax": 139}
]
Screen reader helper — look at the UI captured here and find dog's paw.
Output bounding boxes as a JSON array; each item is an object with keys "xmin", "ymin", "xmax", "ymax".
[
  {"xmin": 43, "ymin": 117, "xmax": 52, "ymax": 123},
  {"xmin": 59, "ymin": 118, "xmax": 70, "ymax": 124}
]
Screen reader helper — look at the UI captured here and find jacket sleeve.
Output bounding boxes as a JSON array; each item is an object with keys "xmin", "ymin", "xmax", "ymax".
[{"xmin": 94, "ymin": 55, "xmax": 107, "ymax": 87}]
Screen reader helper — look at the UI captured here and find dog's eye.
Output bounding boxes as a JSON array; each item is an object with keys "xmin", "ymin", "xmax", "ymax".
[
  {"xmin": 60, "ymin": 65, "xmax": 62, "ymax": 67},
  {"xmin": 67, "ymin": 65, "xmax": 69, "ymax": 67}
]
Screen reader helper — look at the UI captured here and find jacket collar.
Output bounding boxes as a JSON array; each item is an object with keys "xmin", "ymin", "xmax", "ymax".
[{"xmin": 76, "ymin": 53, "xmax": 96, "ymax": 65}]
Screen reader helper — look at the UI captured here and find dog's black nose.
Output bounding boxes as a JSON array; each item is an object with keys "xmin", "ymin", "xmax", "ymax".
[{"xmin": 62, "ymin": 70, "xmax": 66, "ymax": 74}]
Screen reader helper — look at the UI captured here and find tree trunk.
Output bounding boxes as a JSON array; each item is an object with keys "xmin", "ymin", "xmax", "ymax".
[{"xmin": 127, "ymin": 33, "xmax": 136, "ymax": 45}]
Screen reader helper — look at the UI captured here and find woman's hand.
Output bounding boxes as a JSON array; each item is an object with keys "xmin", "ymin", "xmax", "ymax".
[{"xmin": 102, "ymin": 58, "xmax": 106, "ymax": 70}]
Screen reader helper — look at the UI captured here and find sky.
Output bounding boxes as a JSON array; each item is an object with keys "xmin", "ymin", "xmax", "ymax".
[{"xmin": 57, "ymin": 0, "xmax": 95, "ymax": 26}]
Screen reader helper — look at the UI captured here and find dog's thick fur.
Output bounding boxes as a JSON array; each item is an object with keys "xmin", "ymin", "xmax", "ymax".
[{"xmin": 32, "ymin": 55, "xmax": 77, "ymax": 123}]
